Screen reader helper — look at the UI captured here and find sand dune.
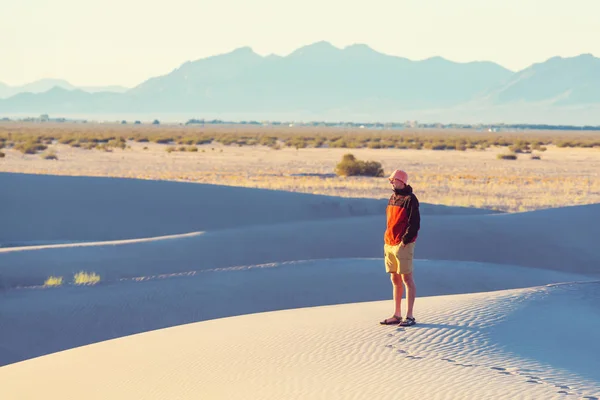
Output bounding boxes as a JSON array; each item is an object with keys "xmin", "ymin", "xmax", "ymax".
[
  {"xmin": 0, "ymin": 172, "xmax": 496, "ymax": 245},
  {"xmin": 1, "ymin": 282, "xmax": 598, "ymax": 399},
  {"xmin": 1, "ymin": 172, "xmax": 599, "ymax": 399},
  {"xmin": 1, "ymin": 201, "xmax": 599, "ymax": 289},
  {"xmin": 0, "ymin": 258, "xmax": 590, "ymax": 366}
]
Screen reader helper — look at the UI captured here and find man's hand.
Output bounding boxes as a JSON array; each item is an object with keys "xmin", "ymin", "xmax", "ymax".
[{"xmin": 399, "ymin": 241, "xmax": 406, "ymax": 248}]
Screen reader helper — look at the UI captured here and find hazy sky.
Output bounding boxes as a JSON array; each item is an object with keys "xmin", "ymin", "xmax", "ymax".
[{"xmin": 3, "ymin": 0, "xmax": 599, "ymax": 87}]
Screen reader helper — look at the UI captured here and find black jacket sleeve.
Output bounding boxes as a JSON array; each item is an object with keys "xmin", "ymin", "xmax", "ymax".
[{"xmin": 401, "ymin": 195, "xmax": 420, "ymax": 244}]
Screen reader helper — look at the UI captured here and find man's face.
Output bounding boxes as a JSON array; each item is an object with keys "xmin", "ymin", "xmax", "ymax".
[{"xmin": 389, "ymin": 178, "xmax": 406, "ymax": 190}]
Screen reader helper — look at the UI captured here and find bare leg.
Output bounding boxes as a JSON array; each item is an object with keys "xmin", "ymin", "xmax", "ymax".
[
  {"xmin": 382, "ymin": 273, "xmax": 404, "ymax": 323},
  {"xmin": 402, "ymin": 273, "xmax": 416, "ymax": 318},
  {"xmin": 391, "ymin": 273, "xmax": 404, "ymax": 317}
]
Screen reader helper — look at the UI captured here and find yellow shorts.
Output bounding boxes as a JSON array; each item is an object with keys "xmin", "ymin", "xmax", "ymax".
[{"xmin": 384, "ymin": 242, "xmax": 415, "ymax": 274}]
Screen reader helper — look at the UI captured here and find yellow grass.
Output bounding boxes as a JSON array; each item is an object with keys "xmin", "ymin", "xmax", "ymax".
[
  {"xmin": 73, "ymin": 272, "xmax": 101, "ymax": 285},
  {"xmin": 43, "ymin": 276, "xmax": 63, "ymax": 287}
]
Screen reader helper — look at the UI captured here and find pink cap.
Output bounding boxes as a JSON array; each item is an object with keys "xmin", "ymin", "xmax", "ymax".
[{"xmin": 388, "ymin": 169, "xmax": 408, "ymax": 184}]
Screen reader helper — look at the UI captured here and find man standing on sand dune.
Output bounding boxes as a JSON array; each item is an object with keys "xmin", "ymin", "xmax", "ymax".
[{"xmin": 380, "ymin": 169, "xmax": 421, "ymax": 327}]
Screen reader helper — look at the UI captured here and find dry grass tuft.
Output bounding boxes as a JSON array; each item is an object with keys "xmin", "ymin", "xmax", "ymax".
[
  {"xmin": 44, "ymin": 276, "xmax": 63, "ymax": 287},
  {"xmin": 73, "ymin": 271, "xmax": 101, "ymax": 285}
]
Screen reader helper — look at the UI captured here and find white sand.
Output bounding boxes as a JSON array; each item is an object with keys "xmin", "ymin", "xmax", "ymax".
[
  {"xmin": 1, "ymin": 283, "xmax": 598, "ymax": 399},
  {"xmin": 0, "ymin": 258, "xmax": 591, "ymax": 366},
  {"xmin": 1, "ymin": 172, "xmax": 599, "ymax": 399}
]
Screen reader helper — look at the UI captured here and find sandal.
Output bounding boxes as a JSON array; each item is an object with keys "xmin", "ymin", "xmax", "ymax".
[
  {"xmin": 380, "ymin": 315, "xmax": 402, "ymax": 325},
  {"xmin": 398, "ymin": 317, "xmax": 416, "ymax": 327}
]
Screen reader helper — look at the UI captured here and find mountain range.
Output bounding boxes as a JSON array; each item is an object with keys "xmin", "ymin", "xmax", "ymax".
[
  {"xmin": 0, "ymin": 79, "xmax": 128, "ymax": 99},
  {"xmin": 1, "ymin": 41, "xmax": 599, "ymax": 124}
]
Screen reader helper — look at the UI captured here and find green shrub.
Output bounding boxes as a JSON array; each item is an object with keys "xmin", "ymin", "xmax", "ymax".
[{"xmin": 335, "ymin": 153, "xmax": 384, "ymax": 177}]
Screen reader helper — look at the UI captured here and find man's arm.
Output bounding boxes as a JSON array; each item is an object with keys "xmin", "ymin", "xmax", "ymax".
[{"xmin": 401, "ymin": 195, "xmax": 420, "ymax": 245}]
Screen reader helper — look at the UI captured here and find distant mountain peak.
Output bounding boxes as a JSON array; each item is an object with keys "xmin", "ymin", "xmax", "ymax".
[
  {"xmin": 342, "ymin": 43, "xmax": 380, "ymax": 56},
  {"xmin": 343, "ymin": 43, "xmax": 374, "ymax": 51},
  {"xmin": 288, "ymin": 41, "xmax": 341, "ymax": 57},
  {"xmin": 229, "ymin": 46, "xmax": 257, "ymax": 55}
]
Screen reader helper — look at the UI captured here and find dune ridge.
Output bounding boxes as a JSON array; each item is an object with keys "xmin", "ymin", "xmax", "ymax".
[
  {"xmin": 1, "ymin": 282, "xmax": 598, "ymax": 399},
  {"xmin": 1, "ymin": 172, "xmax": 599, "ymax": 399}
]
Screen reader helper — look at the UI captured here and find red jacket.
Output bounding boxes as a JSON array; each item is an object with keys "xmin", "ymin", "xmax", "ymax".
[{"xmin": 384, "ymin": 185, "xmax": 421, "ymax": 246}]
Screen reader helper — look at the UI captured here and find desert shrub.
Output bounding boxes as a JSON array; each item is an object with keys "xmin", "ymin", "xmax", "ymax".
[
  {"xmin": 556, "ymin": 141, "xmax": 573, "ymax": 148},
  {"xmin": 425, "ymin": 142, "xmax": 448, "ymax": 150},
  {"xmin": 509, "ymin": 141, "xmax": 531, "ymax": 153},
  {"xmin": 166, "ymin": 146, "xmax": 176, "ymax": 153},
  {"xmin": 258, "ymin": 136, "xmax": 277, "ymax": 147},
  {"xmin": 0, "ymin": 151, "xmax": 5, "ymax": 158},
  {"xmin": 58, "ymin": 136, "xmax": 76, "ymax": 145},
  {"xmin": 531, "ymin": 143, "xmax": 547, "ymax": 151},
  {"xmin": 335, "ymin": 153, "xmax": 384, "ymax": 177},
  {"xmin": 531, "ymin": 154, "xmax": 542, "ymax": 160},
  {"xmin": 73, "ymin": 271, "xmax": 100, "ymax": 285},
  {"xmin": 177, "ymin": 137, "xmax": 196, "ymax": 145},
  {"xmin": 42, "ymin": 151, "xmax": 58, "ymax": 160},
  {"xmin": 107, "ymin": 139, "xmax": 126, "ymax": 149},
  {"xmin": 368, "ymin": 141, "xmax": 384, "ymax": 149},
  {"xmin": 497, "ymin": 153, "xmax": 518, "ymax": 160},
  {"xmin": 330, "ymin": 138, "xmax": 348, "ymax": 148},
  {"xmin": 289, "ymin": 137, "xmax": 308, "ymax": 149},
  {"xmin": 187, "ymin": 146, "xmax": 198, "ymax": 152},
  {"xmin": 16, "ymin": 141, "xmax": 48, "ymax": 154},
  {"xmin": 154, "ymin": 137, "xmax": 174, "ymax": 144},
  {"xmin": 311, "ymin": 137, "xmax": 326, "ymax": 148},
  {"xmin": 361, "ymin": 161, "xmax": 385, "ymax": 177}
]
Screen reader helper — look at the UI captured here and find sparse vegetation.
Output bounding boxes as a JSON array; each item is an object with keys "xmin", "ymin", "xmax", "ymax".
[
  {"xmin": 1, "ymin": 121, "xmax": 599, "ymax": 213},
  {"xmin": 15, "ymin": 141, "xmax": 48, "ymax": 154},
  {"xmin": 42, "ymin": 150, "xmax": 58, "ymax": 160},
  {"xmin": 497, "ymin": 153, "xmax": 518, "ymax": 160},
  {"xmin": 0, "ymin": 151, "xmax": 5, "ymax": 158},
  {"xmin": 335, "ymin": 153, "xmax": 384, "ymax": 177},
  {"xmin": 73, "ymin": 271, "xmax": 100, "ymax": 285},
  {"xmin": 44, "ymin": 276, "xmax": 63, "ymax": 287},
  {"xmin": 1, "ymin": 122, "xmax": 599, "ymax": 155}
]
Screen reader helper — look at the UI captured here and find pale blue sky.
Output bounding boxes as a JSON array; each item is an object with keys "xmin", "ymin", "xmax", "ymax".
[{"xmin": 3, "ymin": 0, "xmax": 599, "ymax": 87}]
